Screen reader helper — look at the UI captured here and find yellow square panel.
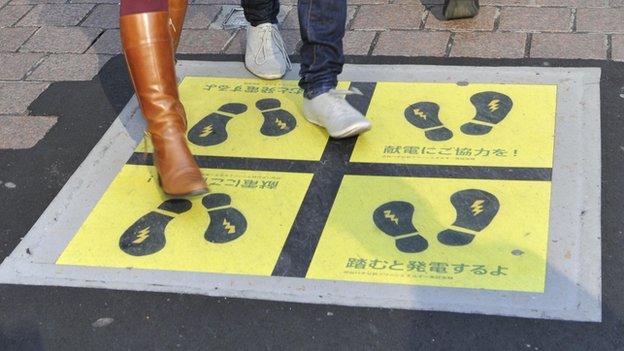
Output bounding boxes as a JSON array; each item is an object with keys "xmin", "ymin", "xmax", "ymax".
[
  {"xmin": 352, "ymin": 82, "xmax": 557, "ymax": 168},
  {"xmin": 57, "ymin": 165, "xmax": 313, "ymax": 276},
  {"xmin": 138, "ymin": 77, "xmax": 349, "ymax": 161},
  {"xmin": 307, "ymin": 175, "xmax": 551, "ymax": 293}
]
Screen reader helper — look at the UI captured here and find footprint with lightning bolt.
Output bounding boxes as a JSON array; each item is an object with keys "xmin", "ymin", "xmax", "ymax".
[
  {"xmin": 461, "ymin": 91, "xmax": 513, "ymax": 135},
  {"xmin": 202, "ymin": 193, "xmax": 247, "ymax": 244},
  {"xmin": 188, "ymin": 103, "xmax": 248, "ymax": 146},
  {"xmin": 256, "ymin": 98, "xmax": 297, "ymax": 137},
  {"xmin": 404, "ymin": 102, "xmax": 453, "ymax": 141},
  {"xmin": 119, "ymin": 199, "xmax": 192, "ymax": 256},
  {"xmin": 373, "ymin": 201, "xmax": 429, "ymax": 253},
  {"xmin": 437, "ymin": 189, "xmax": 500, "ymax": 246}
]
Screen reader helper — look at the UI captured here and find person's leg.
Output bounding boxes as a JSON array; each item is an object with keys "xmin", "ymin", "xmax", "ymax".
[
  {"xmin": 242, "ymin": 0, "xmax": 291, "ymax": 80},
  {"xmin": 297, "ymin": 0, "xmax": 371, "ymax": 138},
  {"xmin": 297, "ymin": 0, "xmax": 346, "ymax": 99},
  {"xmin": 242, "ymin": 0, "xmax": 279, "ymax": 26},
  {"xmin": 120, "ymin": 0, "xmax": 207, "ymax": 197}
]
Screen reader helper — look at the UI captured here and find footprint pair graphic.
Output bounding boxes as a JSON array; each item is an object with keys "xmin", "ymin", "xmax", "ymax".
[
  {"xmin": 188, "ymin": 99, "xmax": 297, "ymax": 147},
  {"xmin": 373, "ymin": 189, "xmax": 500, "ymax": 253},
  {"xmin": 404, "ymin": 91, "xmax": 513, "ymax": 141},
  {"xmin": 119, "ymin": 193, "xmax": 247, "ymax": 256}
]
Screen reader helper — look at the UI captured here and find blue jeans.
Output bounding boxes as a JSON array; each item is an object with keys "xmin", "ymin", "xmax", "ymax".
[{"xmin": 243, "ymin": 0, "xmax": 346, "ymax": 99}]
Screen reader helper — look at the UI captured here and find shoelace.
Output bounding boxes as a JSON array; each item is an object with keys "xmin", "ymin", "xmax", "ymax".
[
  {"xmin": 326, "ymin": 87, "xmax": 363, "ymax": 98},
  {"xmin": 323, "ymin": 88, "xmax": 364, "ymax": 115},
  {"xmin": 254, "ymin": 25, "xmax": 292, "ymax": 71}
]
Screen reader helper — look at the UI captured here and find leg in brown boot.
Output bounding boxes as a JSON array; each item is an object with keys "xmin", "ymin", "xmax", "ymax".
[{"xmin": 120, "ymin": 2, "xmax": 208, "ymax": 197}]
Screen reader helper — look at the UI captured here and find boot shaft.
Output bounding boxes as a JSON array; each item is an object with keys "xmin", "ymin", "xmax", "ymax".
[{"xmin": 120, "ymin": 11, "xmax": 186, "ymax": 134}]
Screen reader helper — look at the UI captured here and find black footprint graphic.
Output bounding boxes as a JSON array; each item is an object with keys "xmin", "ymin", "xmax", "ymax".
[
  {"xmin": 256, "ymin": 98, "xmax": 297, "ymax": 136},
  {"xmin": 203, "ymin": 193, "xmax": 247, "ymax": 244},
  {"xmin": 461, "ymin": 92, "xmax": 513, "ymax": 135},
  {"xmin": 373, "ymin": 201, "xmax": 428, "ymax": 253},
  {"xmin": 188, "ymin": 103, "xmax": 248, "ymax": 146},
  {"xmin": 404, "ymin": 102, "xmax": 453, "ymax": 141},
  {"xmin": 119, "ymin": 199, "xmax": 192, "ymax": 256},
  {"xmin": 438, "ymin": 189, "xmax": 500, "ymax": 246}
]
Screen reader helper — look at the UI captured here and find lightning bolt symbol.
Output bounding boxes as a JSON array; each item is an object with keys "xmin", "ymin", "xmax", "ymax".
[
  {"xmin": 275, "ymin": 118, "xmax": 288, "ymax": 130},
  {"xmin": 132, "ymin": 227, "xmax": 150, "ymax": 244},
  {"xmin": 383, "ymin": 210, "xmax": 399, "ymax": 225},
  {"xmin": 412, "ymin": 108, "xmax": 427, "ymax": 120},
  {"xmin": 471, "ymin": 200, "xmax": 485, "ymax": 216},
  {"xmin": 200, "ymin": 125, "xmax": 214, "ymax": 137},
  {"xmin": 488, "ymin": 99, "xmax": 500, "ymax": 112},
  {"xmin": 223, "ymin": 219, "xmax": 236, "ymax": 234}
]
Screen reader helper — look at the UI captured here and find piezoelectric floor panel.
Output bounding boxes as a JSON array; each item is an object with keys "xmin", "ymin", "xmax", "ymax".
[
  {"xmin": 58, "ymin": 165, "xmax": 312, "ymax": 275},
  {"xmin": 307, "ymin": 176, "xmax": 551, "ymax": 293},
  {"xmin": 0, "ymin": 62, "xmax": 601, "ymax": 322},
  {"xmin": 352, "ymin": 82, "xmax": 557, "ymax": 168}
]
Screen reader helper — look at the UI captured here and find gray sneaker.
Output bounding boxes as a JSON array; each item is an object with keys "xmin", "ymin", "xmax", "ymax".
[
  {"xmin": 245, "ymin": 23, "xmax": 291, "ymax": 80},
  {"xmin": 303, "ymin": 89, "xmax": 372, "ymax": 139}
]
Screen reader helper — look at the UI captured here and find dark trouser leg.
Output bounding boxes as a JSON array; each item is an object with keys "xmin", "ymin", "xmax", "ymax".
[
  {"xmin": 297, "ymin": 0, "xmax": 346, "ymax": 99},
  {"xmin": 242, "ymin": 0, "xmax": 280, "ymax": 26}
]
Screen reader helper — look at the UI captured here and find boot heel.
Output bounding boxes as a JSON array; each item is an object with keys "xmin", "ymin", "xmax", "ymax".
[{"xmin": 444, "ymin": 0, "xmax": 479, "ymax": 20}]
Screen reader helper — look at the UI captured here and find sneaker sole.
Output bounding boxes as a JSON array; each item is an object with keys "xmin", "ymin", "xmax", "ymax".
[
  {"xmin": 244, "ymin": 63, "xmax": 286, "ymax": 80},
  {"xmin": 306, "ymin": 117, "xmax": 372, "ymax": 139}
]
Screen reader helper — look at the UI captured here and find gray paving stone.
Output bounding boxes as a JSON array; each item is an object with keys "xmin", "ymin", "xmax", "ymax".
[
  {"xmin": 534, "ymin": 0, "xmax": 604, "ymax": 5},
  {"xmin": 0, "ymin": 115, "xmax": 57, "ymax": 149},
  {"xmin": 577, "ymin": 8, "xmax": 624, "ymax": 33},
  {"xmin": 612, "ymin": 34, "xmax": 624, "ymax": 62},
  {"xmin": 499, "ymin": 7, "xmax": 573, "ymax": 33},
  {"xmin": 0, "ymin": 53, "xmax": 43, "ymax": 80},
  {"xmin": 10, "ymin": 0, "xmax": 66, "ymax": 4},
  {"xmin": 343, "ymin": 30, "xmax": 376, "ymax": 55},
  {"xmin": 352, "ymin": 4, "xmax": 426, "ymax": 30},
  {"xmin": 531, "ymin": 33, "xmax": 607, "ymax": 60},
  {"xmin": 451, "ymin": 32, "xmax": 527, "ymax": 58},
  {"xmin": 86, "ymin": 29, "xmax": 120, "ymax": 54},
  {"xmin": 0, "ymin": 81, "xmax": 49, "ymax": 114},
  {"xmin": 281, "ymin": 7, "xmax": 299, "ymax": 29},
  {"xmin": 81, "ymin": 4, "xmax": 118, "ymax": 28},
  {"xmin": 27, "ymin": 53, "xmax": 112, "ymax": 81},
  {"xmin": 373, "ymin": 31, "xmax": 450, "ymax": 56},
  {"xmin": 69, "ymin": 0, "xmax": 118, "ymax": 3},
  {"xmin": 21, "ymin": 27, "xmax": 102, "ymax": 53},
  {"xmin": 184, "ymin": 5, "xmax": 222, "ymax": 29},
  {"xmin": 0, "ymin": 5, "xmax": 32, "ymax": 27},
  {"xmin": 0, "ymin": 27, "xmax": 37, "ymax": 52},
  {"xmin": 17, "ymin": 4, "xmax": 93, "ymax": 26},
  {"xmin": 178, "ymin": 29, "xmax": 232, "ymax": 54}
]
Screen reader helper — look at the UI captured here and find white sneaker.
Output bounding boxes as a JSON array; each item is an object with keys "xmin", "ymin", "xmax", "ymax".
[
  {"xmin": 303, "ymin": 89, "xmax": 372, "ymax": 139},
  {"xmin": 245, "ymin": 23, "xmax": 291, "ymax": 80}
]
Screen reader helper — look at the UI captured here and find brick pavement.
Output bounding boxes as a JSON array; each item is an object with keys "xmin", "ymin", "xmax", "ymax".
[{"xmin": 0, "ymin": 0, "xmax": 623, "ymax": 149}]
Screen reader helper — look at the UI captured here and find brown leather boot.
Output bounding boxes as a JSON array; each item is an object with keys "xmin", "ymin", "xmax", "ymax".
[
  {"xmin": 168, "ymin": 0, "xmax": 187, "ymax": 52},
  {"xmin": 120, "ymin": 11, "xmax": 208, "ymax": 197}
]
